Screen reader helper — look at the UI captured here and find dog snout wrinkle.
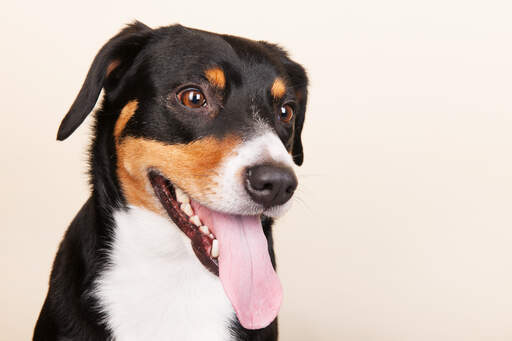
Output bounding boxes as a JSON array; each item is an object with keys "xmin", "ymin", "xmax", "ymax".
[{"xmin": 244, "ymin": 165, "xmax": 297, "ymax": 208}]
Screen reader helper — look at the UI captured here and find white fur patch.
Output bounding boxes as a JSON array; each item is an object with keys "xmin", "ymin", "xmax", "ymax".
[
  {"xmin": 94, "ymin": 206, "xmax": 235, "ymax": 341},
  {"xmin": 203, "ymin": 130, "xmax": 295, "ymax": 217}
]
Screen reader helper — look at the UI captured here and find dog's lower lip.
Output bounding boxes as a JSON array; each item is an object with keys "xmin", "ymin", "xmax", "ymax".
[{"xmin": 147, "ymin": 171, "xmax": 219, "ymax": 275}]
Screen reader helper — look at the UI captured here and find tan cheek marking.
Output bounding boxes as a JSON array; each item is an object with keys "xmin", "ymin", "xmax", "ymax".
[
  {"xmin": 114, "ymin": 100, "xmax": 138, "ymax": 141},
  {"xmin": 117, "ymin": 165, "xmax": 161, "ymax": 214},
  {"xmin": 116, "ymin": 135, "xmax": 241, "ymax": 214},
  {"xmin": 204, "ymin": 67, "xmax": 226, "ymax": 89},
  {"xmin": 106, "ymin": 59, "xmax": 121, "ymax": 77},
  {"xmin": 113, "ymin": 100, "xmax": 159, "ymax": 212},
  {"xmin": 271, "ymin": 77, "xmax": 286, "ymax": 99}
]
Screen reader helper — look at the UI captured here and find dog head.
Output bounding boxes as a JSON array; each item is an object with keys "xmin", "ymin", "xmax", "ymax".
[{"xmin": 58, "ymin": 22, "xmax": 308, "ymax": 329}]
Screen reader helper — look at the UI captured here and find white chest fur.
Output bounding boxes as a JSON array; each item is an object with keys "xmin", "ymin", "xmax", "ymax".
[{"xmin": 94, "ymin": 206, "xmax": 235, "ymax": 341}]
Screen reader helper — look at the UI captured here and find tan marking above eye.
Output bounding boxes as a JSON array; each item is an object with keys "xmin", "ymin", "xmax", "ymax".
[
  {"xmin": 114, "ymin": 100, "xmax": 138, "ymax": 141},
  {"xmin": 204, "ymin": 67, "xmax": 226, "ymax": 89},
  {"xmin": 116, "ymin": 134, "xmax": 241, "ymax": 214},
  {"xmin": 271, "ymin": 77, "xmax": 286, "ymax": 99}
]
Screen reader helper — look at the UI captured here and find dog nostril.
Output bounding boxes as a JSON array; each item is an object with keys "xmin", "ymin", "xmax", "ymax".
[
  {"xmin": 285, "ymin": 185, "xmax": 294, "ymax": 194},
  {"xmin": 262, "ymin": 183, "xmax": 273, "ymax": 191}
]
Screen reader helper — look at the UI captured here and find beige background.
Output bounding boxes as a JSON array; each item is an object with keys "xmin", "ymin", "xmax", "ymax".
[{"xmin": 2, "ymin": 0, "xmax": 512, "ymax": 340}]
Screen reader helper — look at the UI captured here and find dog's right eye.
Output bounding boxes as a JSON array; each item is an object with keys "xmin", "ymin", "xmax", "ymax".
[{"xmin": 178, "ymin": 88, "xmax": 207, "ymax": 109}]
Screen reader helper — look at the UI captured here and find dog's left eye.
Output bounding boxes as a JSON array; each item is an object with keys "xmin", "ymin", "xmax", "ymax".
[{"xmin": 178, "ymin": 88, "xmax": 207, "ymax": 109}]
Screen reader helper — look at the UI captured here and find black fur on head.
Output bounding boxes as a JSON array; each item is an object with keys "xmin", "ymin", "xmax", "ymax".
[
  {"xmin": 58, "ymin": 21, "xmax": 309, "ymax": 214},
  {"xmin": 57, "ymin": 22, "xmax": 308, "ymax": 163}
]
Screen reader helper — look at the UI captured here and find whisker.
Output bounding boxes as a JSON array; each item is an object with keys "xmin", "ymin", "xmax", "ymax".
[
  {"xmin": 293, "ymin": 195, "xmax": 312, "ymax": 214},
  {"xmin": 296, "ymin": 173, "xmax": 326, "ymax": 178}
]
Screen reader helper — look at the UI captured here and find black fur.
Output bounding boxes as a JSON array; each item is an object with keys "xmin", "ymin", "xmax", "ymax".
[{"xmin": 35, "ymin": 22, "xmax": 308, "ymax": 340}]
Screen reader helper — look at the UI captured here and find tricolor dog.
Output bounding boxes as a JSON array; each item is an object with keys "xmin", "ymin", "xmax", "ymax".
[{"xmin": 34, "ymin": 22, "xmax": 308, "ymax": 341}]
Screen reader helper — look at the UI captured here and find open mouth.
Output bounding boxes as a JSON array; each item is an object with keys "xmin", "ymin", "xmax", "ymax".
[
  {"xmin": 148, "ymin": 170, "xmax": 283, "ymax": 330},
  {"xmin": 148, "ymin": 171, "xmax": 220, "ymax": 275}
]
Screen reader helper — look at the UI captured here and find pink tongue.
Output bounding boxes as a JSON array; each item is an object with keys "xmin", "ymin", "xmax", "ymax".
[{"xmin": 192, "ymin": 201, "xmax": 282, "ymax": 330}]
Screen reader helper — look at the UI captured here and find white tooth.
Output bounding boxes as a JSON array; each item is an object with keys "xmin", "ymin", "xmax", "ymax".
[
  {"xmin": 199, "ymin": 225, "xmax": 210, "ymax": 234},
  {"xmin": 211, "ymin": 239, "xmax": 219, "ymax": 258},
  {"xmin": 181, "ymin": 203, "xmax": 193, "ymax": 216},
  {"xmin": 190, "ymin": 215, "xmax": 201, "ymax": 226},
  {"xmin": 175, "ymin": 188, "xmax": 190, "ymax": 204}
]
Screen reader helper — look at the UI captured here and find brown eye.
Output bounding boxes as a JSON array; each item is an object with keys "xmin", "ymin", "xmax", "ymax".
[
  {"xmin": 178, "ymin": 88, "xmax": 207, "ymax": 108},
  {"xmin": 279, "ymin": 104, "xmax": 294, "ymax": 123}
]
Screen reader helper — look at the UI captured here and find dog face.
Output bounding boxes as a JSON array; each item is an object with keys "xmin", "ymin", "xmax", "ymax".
[
  {"xmin": 58, "ymin": 22, "xmax": 308, "ymax": 329},
  {"xmin": 59, "ymin": 23, "xmax": 307, "ymax": 216}
]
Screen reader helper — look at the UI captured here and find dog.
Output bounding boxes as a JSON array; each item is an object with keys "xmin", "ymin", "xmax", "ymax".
[{"xmin": 34, "ymin": 21, "xmax": 308, "ymax": 341}]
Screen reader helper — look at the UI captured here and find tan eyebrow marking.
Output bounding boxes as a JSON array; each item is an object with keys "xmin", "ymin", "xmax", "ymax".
[
  {"xmin": 204, "ymin": 67, "xmax": 226, "ymax": 89},
  {"xmin": 271, "ymin": 77, "xmax": 286, "ymax": 99}
]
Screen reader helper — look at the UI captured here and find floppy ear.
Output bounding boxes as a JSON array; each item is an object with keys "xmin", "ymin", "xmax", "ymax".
[
  {"xmin": 284, "ymin": 60, "xmax": 308, "ymax": 166},
  {"xmin": 56, "ymin": 21, "xmax": 151, "ymax": 141},
  {"xmin": 263, "ymin": 42, "xmax": 309, "ymax": 165}
]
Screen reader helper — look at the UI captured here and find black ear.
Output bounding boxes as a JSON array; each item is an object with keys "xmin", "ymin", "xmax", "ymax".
[
  {"xmin": 56, "ymin": 21, "xmax": 151, "ymax": 141},
  {"xmin": 262, "ymin": 42, "xmax": 309, "ymax": 165},
  {"xmin": 284, "ymin": 60, "xmax": 308, "ymax": 166}
]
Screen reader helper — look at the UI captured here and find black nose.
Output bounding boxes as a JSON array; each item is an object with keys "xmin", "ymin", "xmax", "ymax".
[{"xmin": 245, "ymin": 165, "xmax": 298, "ymax": 208}]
